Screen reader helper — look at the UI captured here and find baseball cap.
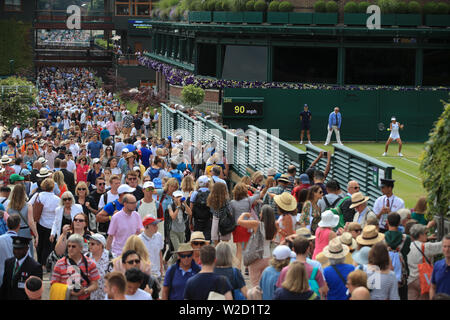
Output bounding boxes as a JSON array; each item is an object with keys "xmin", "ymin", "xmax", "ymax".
[
  {"xmin": 117, "ymin": 184, "xmax": 136, "ymax": 194},
  {"xmin": 92, "ymin": 158, "xmax": 100, "ymax": 164},
  {"xmin": 133, "ymin": 166, "xmax": 140, "ymax": 172},
  {"xmin": 299, "ymin": 173, "xmax": 310, "ymax": 184},
  {"xmin": 153, "ymin": 178, "xmax": 162, "ymax": 189},
  {"xmin": 89, "ymin": 233, "xmax": 106, "ymax": 247},
  {"xmin": 142, "ymin": 216, "xmax": 163, "ymax": 227},
  {"xmin": 122, "ymin": 148, "xmax": 129, "ymax": 153},
  {"xmin": 10, "ymin": 174, "xmax": 24, "ymax": 182},
  {"xmin": 198, "ymin": 175, "xmax": 210, "ymax": 187},
  {"xmin": 143, "ymin": 181, "xmax": 155, "ymax": 189},
  {"xmin": 272, "ymin": 245, "xmax": 295, "ymax": 260},
  {"xmin": 20, "ymin": 169, "xmax": 31, "ymax": 177},
  {"xmin": 173, "ymin": 190, "xmax": 183, "ymax": 198}
]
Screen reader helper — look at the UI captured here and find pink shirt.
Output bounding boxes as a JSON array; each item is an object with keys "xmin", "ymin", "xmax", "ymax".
[
  {"xmin": 108, "ymin": 209, "xmax": 144, "ymax": 256},
  {"xmin": 312, "ymin": 227, "xmax": 332, "ymax": 259},
  {"xmin": 106, "ymin": 121, "xmax": 116, "ymax": 136},
  {"xmin": 276, "ymin": 261, "xmax": 325, "ymax": 288}
]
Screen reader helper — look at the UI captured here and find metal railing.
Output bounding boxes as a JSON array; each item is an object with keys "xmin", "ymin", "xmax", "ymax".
[{"xmin": 0, "ymin": 86, "xmax": 35, "ymax": 95}]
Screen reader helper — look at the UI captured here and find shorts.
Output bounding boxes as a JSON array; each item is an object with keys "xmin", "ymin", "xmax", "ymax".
[
  {"xmin": 232, "ymin": 225, "xmax": 251, "ymax": 243},
  {"xmin": 301, "ymin": 122, "xmax": 310, "ymax": 130}
]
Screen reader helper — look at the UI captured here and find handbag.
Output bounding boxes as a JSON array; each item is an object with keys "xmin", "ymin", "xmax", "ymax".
[
  {"xmin": 218, "ymin": 203, "xmax": 236, "ymax": 236},
  {"xmin": 414, "ymin": 242, "xmax": 433, "ymax": 295},
  {"xmin": 243, "ymin": 224, "xmax": 264, "ymax": 267},
  {"xmin": 32, "ymin": 193, "xmax": 44, "ymax": 223}
]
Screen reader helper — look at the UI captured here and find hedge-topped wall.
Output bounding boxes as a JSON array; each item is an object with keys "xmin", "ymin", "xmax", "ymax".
[{"xmin": 0, "ymin": 19, "xmax": 33, "ymax": 76}]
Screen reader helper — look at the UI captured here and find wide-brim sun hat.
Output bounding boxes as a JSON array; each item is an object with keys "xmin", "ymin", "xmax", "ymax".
[
  {"xmin": 322, "ymin": 237, "xmax": 350, "ymax": 260},
  {"xmin": 339, "ymin": 232, "xmax": 357, "ymax": 250},
  {"xmin": 174, "ymin": 243, "xmax": 194, "ymax": 254},
  {"xmin": 352, "ymin": 246, "xmax": 371, "ymax": 265},
  {"xmin": 0, "ymin": 155, "xmax": 12, "ymax": 165},
  {"xmin": 318, "ymin": 210, "xmax": 340, "ymax": 228},
  {"xmin": 356, "ymin": 225, "xmax": 385, "ymax": 246},
  {"xmin": 190, "ymin": 231, "xmax": 208, "ymax": 243},
  {"xmin": 36, "ymin": 168, "xmax": 52, "ymax": 178},
  {"xmin": 295, "ymin": 227, "xmax": 316, "ymax": 240},
  {"xmin": 349, "ymin": 192, "xmax": 370, "ymax": 209},
  {"xmin": 273, "ymin": 192, "xmax": 297, "ymax": 212}
]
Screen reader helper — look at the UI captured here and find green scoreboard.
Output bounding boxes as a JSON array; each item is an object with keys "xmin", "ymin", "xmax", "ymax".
[{"xmin": 222, "ymin": 97, "xmax": 264, "ymax": 118}]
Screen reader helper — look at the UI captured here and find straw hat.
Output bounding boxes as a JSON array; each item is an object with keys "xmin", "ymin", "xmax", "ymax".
[
  {"xmin": 295, "ymin": 227, "xmax": 316, "ymax": 240},
  {"xmin": 190, "ymin": 231, "xmax": 208, "ymax": 243},
  {"xmin": 174, "ymin": 243, "xmax": 194, "ymax": 254},
  {"xmin": 126, "ymin": 152, "xmax": 135, "ymax": 159},
  {"xmin": 273, "ymin": 192, "xmax": 297, "ymax": 212},
  {"xmin": 0, "ymin": 155, "xmax": 12, "ymax": 165},
  {"xmin": 349, "ymin": 192, "xmax": 370, "ymax": 209},
  {"xmin": 356, "ymin": 225, "xmax": 385, "ymax": 246},
  {"xmin": 277, "ymin": 174, "xmax": 290, "ymax": 184},
  {"xmin": 322, "ymin": 237, "xmax": 349, "ymax": 260},
  {"xmin": 36, "ymin": 167, "xmax": 52, "ymax": 178},
  {"xmin": 318, "ymin": 210, "xmax": 340, "ymax": 228},
  {"xmin": 339, "ymin": 232, "xmax": 357, "ymax": 250}
]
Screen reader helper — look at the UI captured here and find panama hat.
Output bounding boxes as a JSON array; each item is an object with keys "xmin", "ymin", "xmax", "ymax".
[
  {"xmin": 295, "ymin": 227, "xmax": 316, "ymax": 240},
  {"xmin": 322, "ymin": 237, "xmax": 350, "ymax": 260},
  {"xmin": 38, "ymin": 157, "xmax": 48, "ymax": 165},
  {"xmin": 318, "ymin": 210, "xmax": 340, "ymax": 228},
  {"xmin": 349, "ymin": 192, "xmax": 370, "ymax": 209},
  {"xmin": 174, "ymin": 243, "xmax": 194, "ymax": 254},
  {"xmin": 339, "ymin": 232, "xmax": 357, "ymax": 250},
  {"xmin": 277, "ymin": 174, "xmax": 290, "ymax": 184},
  {"xmin": 190, "ymin": 231, "xmax": 208, "ymax": 243},
  {"xmin": 126, "ymin": 152, "xmax": 135, "ymax": 159},
  {"xmin": 273, "ymin": 192, "xmax": 297, "ymax": 212},
  {"xmin": 36, "ymin": 167, "xmax": 52, "ymax": 178},
  {"xmin": 0, "ymin": 155, "xmax": 12, "ymax": 165},
  {"xmin": 356, "ymin": 225, "xmax": 385, "ymax": 246}
]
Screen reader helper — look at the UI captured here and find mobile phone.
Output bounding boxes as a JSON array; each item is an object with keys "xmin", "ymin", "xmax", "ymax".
[{"xmin": 323, "ymin": 151, "xmax": 328, "ymax": 157}]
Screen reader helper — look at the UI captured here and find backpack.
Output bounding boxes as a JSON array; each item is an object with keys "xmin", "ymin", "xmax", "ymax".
[
  {"xmin": 333, "ymin": 196, "xmax": 356, "ymax": 223},
  {"xmin": 308, "ymin": 267, "xmax": 321, "ymax": 299},
  {"xmin": 193, "ymin": 190, "xmax": 212, "ymax": 222},
  {"xmin": 148, "ymin": 167, "xmax": 162, "ymax": 181},
  {"xmin": 387, "ymin": 235, "xmax": 408, "ymax": 287},
  {"xmin": 323, "ymin": 195, "xmax": 342, "ymax": 211},
  {"xmin": 218, "ymin": 203, "xmax": 236, "ymax": 236}
]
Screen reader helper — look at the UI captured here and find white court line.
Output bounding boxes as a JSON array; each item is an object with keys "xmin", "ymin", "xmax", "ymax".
[
  {"xmin": 395, "ymin": 168, "xmax": 421, "ymax": 180},
  {"xmin": 402, "ymin": 158, "xmax": 420, "ymax": 166}
]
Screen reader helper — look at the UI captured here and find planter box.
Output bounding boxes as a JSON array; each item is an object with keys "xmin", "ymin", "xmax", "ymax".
[
  {"xmin": 381, "ymin": 13, "xmax": 395, "ymax": 25},
  {"xmin": 395, "ymin": 14, "xmax": 422, "ymax": 26},
  {"xmin": 425, "ymin": 14, "xmax": 450, "ymax": 27},
  {"xmin": 344, "ymin": 13, "xmax": 368, "ymax": 25},
  {"xmin": 289, "ymin": 12, "xmax": 313, "ymax": 25},
  {"xmin": 313, "ymin": 13, "xmax": 338, "ymax": 25},
  {"xmin": 226, "ymin": 12, "xmax": 244, "ymax": 23},
  {"xmin": 243, "ymin": 11, "xmax": 265, "ymax": 23},
  {"xmin": 267, "ymin": 12, "xmax": 289, "ymax": 24},
  {"xmin": 188, "ymin": 11, "xmax": 212, "ymax": 23},
  {"xmin": 213, "ymin": 11, "xmax": 228, "ymax": 23}
]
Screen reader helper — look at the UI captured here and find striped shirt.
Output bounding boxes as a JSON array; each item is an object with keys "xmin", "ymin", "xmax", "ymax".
[{"xmin": 51, "ymin": 255, "xmax": 101, "ymax": 300}]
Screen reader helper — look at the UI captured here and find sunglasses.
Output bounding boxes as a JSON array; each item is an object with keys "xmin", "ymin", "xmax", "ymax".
[
  {"xmin": 353, "ymin": 229, "xmax": 362, "ymax": 233},
  {"xmin": 63, "ymin": 198, "xmax": 72, "ymax": 201},
  {"xmin": 191, "ymin": 241, "xmax": 206, "ymax": 246},
  {"xmin": 178, "ymin": 253, "xmax": 193, "ymax": 259},
  {"xmin": 128, "ymin": 178, "xmax": 137, "ymax": 181},
  {"xmin": 144, "ymin": 187, "xmax": 154, "ymax": 192},
  {"xmin": 67, "ymin": 245, "xmax": 78, "ymax": 249},
  {"xmin": 126, "ymin": 259, "xmax": 140, "ymax": 265},
  {"xmin": 352, "ymin": 186, "xmax": 360, "ymax": 189},
  {"xmin": 125, "ymin": 201, "xmax": 137, "ymax": 205},
  {"xmin": 78, "ymin": 188, "xmax": 86, "ymax": 191},
  {"xmin": 98, "ymin": 183, "xmax": 106, "ymax": 186},
  {"xmin": 74, "ymin": 218, "xmax": 85, "ymax": 222}
]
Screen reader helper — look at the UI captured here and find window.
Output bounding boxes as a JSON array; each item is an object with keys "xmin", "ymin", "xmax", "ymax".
[
  {"xmin": 116, "ymin": 1, "xmax": 151, "ymax": 16},
  {"xmin": 116, "ymin": 3, "xmax": 130, "ymax": 15},
  {"xmin": 221, "ymin": 45, "xmax": 267, "ymax": 81},
  {"xmin": 345, "ymin": 48, "xmax": 415, "ymax": 86},
  {"xmin": 423, "ymin": 50, "xmax": 450, "ymax": 86},
  {"xmin": 4, "ymin": 0, "xmax": 22, "ymax": 11},
  {"xmin": 198, "ymin": 44, "xmax": 217, "ymax": 77},
  {"xmin": 136, "ymin": 4, "xmax": 151, "ymax": 16},
  {"xmin": 273, "ymin": 47, "xmax": 338, "ymax": 84}
]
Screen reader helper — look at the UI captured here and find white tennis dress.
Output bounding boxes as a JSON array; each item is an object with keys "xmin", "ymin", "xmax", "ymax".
[{"xmin": 389, "ymin": 122, "xmax": 400, "ymax": 140}]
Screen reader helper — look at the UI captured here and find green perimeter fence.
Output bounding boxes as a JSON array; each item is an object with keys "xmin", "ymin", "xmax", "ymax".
[{"xmin": 161, "ymin": 103, "xmax": 394, "ymax": 206}]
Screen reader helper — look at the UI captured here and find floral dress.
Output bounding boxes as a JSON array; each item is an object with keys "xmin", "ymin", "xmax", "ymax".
[
  {"xmin": 85, "ymin": 249, "xmax": 114, "ymax": 300},
  {"xmin": 300, "ymin": 200, "xmax": 321, "ymax": 234}
]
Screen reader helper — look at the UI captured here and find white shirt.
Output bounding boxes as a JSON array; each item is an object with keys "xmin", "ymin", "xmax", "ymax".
[
  {"xmin": 98, "ymin": 191, "xmax": 119, "ymax": 209},
  {"xmin": 125, "ymin": 288, "xmax": 152, "ymax": 300},
  {"xmin": 12, "ymin": 127, "xmax": 21, "ymax": 140},
  {"xmin": 69, "ymin": 143, "xmax": 80, "ymax": 158},
  {"xmin": 138, "ymin": 232, "xmax": 164, "ymax": 278},
  {"xmin": 51, "ymin": 204, "xmax": 84, "ymax": 237},
  {"xmin": 29, "ymin": 191, "xmax": 61, "ymax": 229},
  {"xmin": 373, "ymin": 194, "xmax": 405, "ymax": 229},
  {"xmin": 67, "ymin": 159, "xmax": 76, "ymax": 172}
]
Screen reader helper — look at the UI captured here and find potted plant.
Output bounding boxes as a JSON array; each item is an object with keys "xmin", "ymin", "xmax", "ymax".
[
  {"xmin": 425, "ymin": 1, "xmax": 450, "ymax": 27},
  {"xmin": 313, "ymin": 0, "xmax": 338, "ymax": 25},
  {"xmin": 226, "ymin": 0, "xmax": 245, "ymax": 23},
  {"xmin": 213, "ymin": 0, "xmax": 228, "ymax": 22},
  {"xmin": 289, "ymin": 2, "xmax": 313, "ymax": 25},
  {"xmin": 189, "ymin": 0, "xmax": 213, "ymax": 23},
  {"xmin": 343, "ymin": 1, "xmax": 367, "ymax": 25},
  {"xmin": 394, "ymin": 0, "xmax": 422, "ymax": 26},
  {"xmin": 267, "ymin": 1, "xmax": 289, "ymax": 24},
  {"xmin": 243, "ymin": 0, "xmax": 266, "ymax": 23},
  {"xmin": 377, "ymin": 0, "xmax": 396, "ymax": 25}
]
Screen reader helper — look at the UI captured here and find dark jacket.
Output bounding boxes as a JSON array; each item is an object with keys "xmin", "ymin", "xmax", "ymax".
[
  {"xmin": 61, "ymin": 168, "xmax": 76, "ymax": 194},
  {"xmin": 0, "ymin": 256, "xmax": 43, "ymax": 300}
]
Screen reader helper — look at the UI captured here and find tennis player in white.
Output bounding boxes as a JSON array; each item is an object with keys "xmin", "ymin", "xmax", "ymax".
[{"xmin": 383, "ymin": 116, "xmax": 404, "ymax": 157}]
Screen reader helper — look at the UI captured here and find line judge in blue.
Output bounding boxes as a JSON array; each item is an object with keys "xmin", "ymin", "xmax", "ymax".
[{"xmin": 324, "ymin": 107, "xmax": 343, "ymax": 146}]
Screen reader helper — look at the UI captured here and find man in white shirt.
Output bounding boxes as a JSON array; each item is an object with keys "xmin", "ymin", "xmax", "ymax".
[
  {"xmin": 98, "ymin": 175, "xmax": 120, "ymax": 209},
  {"xmin": 138, "ymin": 216, "xmax": 164, "ymax": 281},
  {"xmin": 373, "ymin": 179, "xmax": 405, "ymax": 233},
  {"xmin": 124, "ymin": 267, "xmax": 152, "ymax": 300},
  {"xmin": 11, "ymin": 123, "xmax": 21, "ymax": 142},
  {"xmin": 69, "ymin": 138, "xmax": 80, "ymax": 158}
]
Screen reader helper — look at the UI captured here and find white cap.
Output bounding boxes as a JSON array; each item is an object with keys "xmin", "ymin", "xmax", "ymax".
[
  {"xmin": 391, "ymin": 116, "xmax": 396, "ymax": 121},
  {"xmin": 198, "ymin": 175, "xmax": 210, "ymax": 187},
  {"xmin": 118, "ymin": 184, "xmax": 136, "ymax": 194},
  {"xmin": 92, "ymin": 158, "xmax": 100, "ymax": 164},
  {"xmin": 143, "ymin": 181, "xmax": 155, "ymax": 189},
  {"xmin": 173, "ymin": 190, "xmax": 184, "ymax": 198},
  {"xmin": 272, "ymin": 245, "xmax": 294, "ymax": 260},
  {"xmin": 133, "ymin": 166, "xmax": 140, "ymax": 172},
  {"xmin": 122, "ymin": 148, "xmax": 129, "ymax": 153}
]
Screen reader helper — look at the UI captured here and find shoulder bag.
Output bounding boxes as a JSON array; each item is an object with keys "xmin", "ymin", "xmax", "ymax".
[
  {"xmin": 243, "ymin": 223, "xmax": 264, "ymax": 266},
  {"xmin": 32, "ymin": 193, "xmax": 44, "ymax": 223},
  {"xmin": 413, "ymin": 242, "xmax": 433, "ymax": 295}
]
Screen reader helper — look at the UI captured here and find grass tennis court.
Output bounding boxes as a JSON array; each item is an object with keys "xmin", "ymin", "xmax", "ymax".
[{"xmin": 290, "ymin": 141, "xmax": 426, "ymax": 209}]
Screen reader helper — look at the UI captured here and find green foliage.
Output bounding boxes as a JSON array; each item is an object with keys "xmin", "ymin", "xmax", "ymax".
[
  {"xmin": 436, "ymin": 2, "xmax": 449, "ymax": 14},
  {"xmin": 254, "ymin": 0, "xmax": 267, "ymax": 11},
  {"xmin": 377, "ymin": 0, "xmax": 394, "ymax": 13},
  {"xmin": 314, "ymin": 0, "xmax": 327, "ymax": 13},
  {"xmin": 206, "ymin": 0, "xmax": 217, "ymax": 11},
  {"xmin": 95, "ymin": 38, "xmax": 110, "ymax": 49},
  {"xmin": 268, "ymin": 1, "xmax": 280, "ymax": 11},
  {"xmin": 325, "ymin": 0, "xmax": 338, "ymax": 12},
  {"xmin": 232, "ymin": 0, "xmax": 247, "ymax": 11},
  {"xmin": 358, "ymin": 2, "xmax": 370, "ymax": 13},
  {"xmin": 419, "ymin": 100, "xmax": 450, "ymax": 220},
  {"xmin": 394, "ymin": 1, "xmax": 408, "ymax": 13},
  {"xmin": 279, "ymin": 1, "xmax": 293, "ymax": 12},
  {"xmin": 246, "ymin": 0, "xmax": 255, "ymax": 11},
  {"xmin": 422, "ymin": 1, "xmax": 438, "ymax": 14},
  {"xmin": 407, "ymin": 1, "xmax": 421, "ymax": 14},
  {"xmin": 0, "ymin": 77, "xmax": 38, "ymax": 128},
  {"xmin": 344, "ymin": 1, "xmax": 358, "ymax": 13},
  {"xmin": 181, "ymin": 85, "xmax": 205, "ymax": 109}
]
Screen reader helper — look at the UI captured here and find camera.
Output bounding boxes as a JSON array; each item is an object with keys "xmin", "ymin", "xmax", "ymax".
[
  {"xmin": 180, "ymin": 197, "xmax": 186, "ymax": 202},
  {"xmin": 72, "ymin": 279, "xmax": 81, "ymax": 293}
]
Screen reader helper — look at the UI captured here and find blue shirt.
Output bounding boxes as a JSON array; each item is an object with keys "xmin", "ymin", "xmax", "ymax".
[
  {"xmin": 140, "ymin": 147, "xmax": 152, "ymax": 168},
  {"xmin": 328, "ymin": 112, "xmax": 342, "ymax": 129},
  {"xmin": 87, "ymin": 141, "xmax": 103, "ymax": 159},
  {"xmin": 431, "ymin": 259, "xmax": 450, "ymax": 296},
  {"xmin": 103, "ymin": 199, "xmax": 124, "ymax": 216},
  {"xmin": 124, "ymin": 144, "xmax": 136, "ymax": 152},
  {"xmin": 260, "ymin": 266, "xmax": 281, "ymax": 300},
  {"xmin": 163, "ymin": 260, "xmax": 201, "ymax": 300},
  {"xmin": 323, "ymin": 264, "xmax": 355, "ymax": 300},
  {"xmin": 177, "ymin": 162, "xmax": 193, "ymax": 173}
]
